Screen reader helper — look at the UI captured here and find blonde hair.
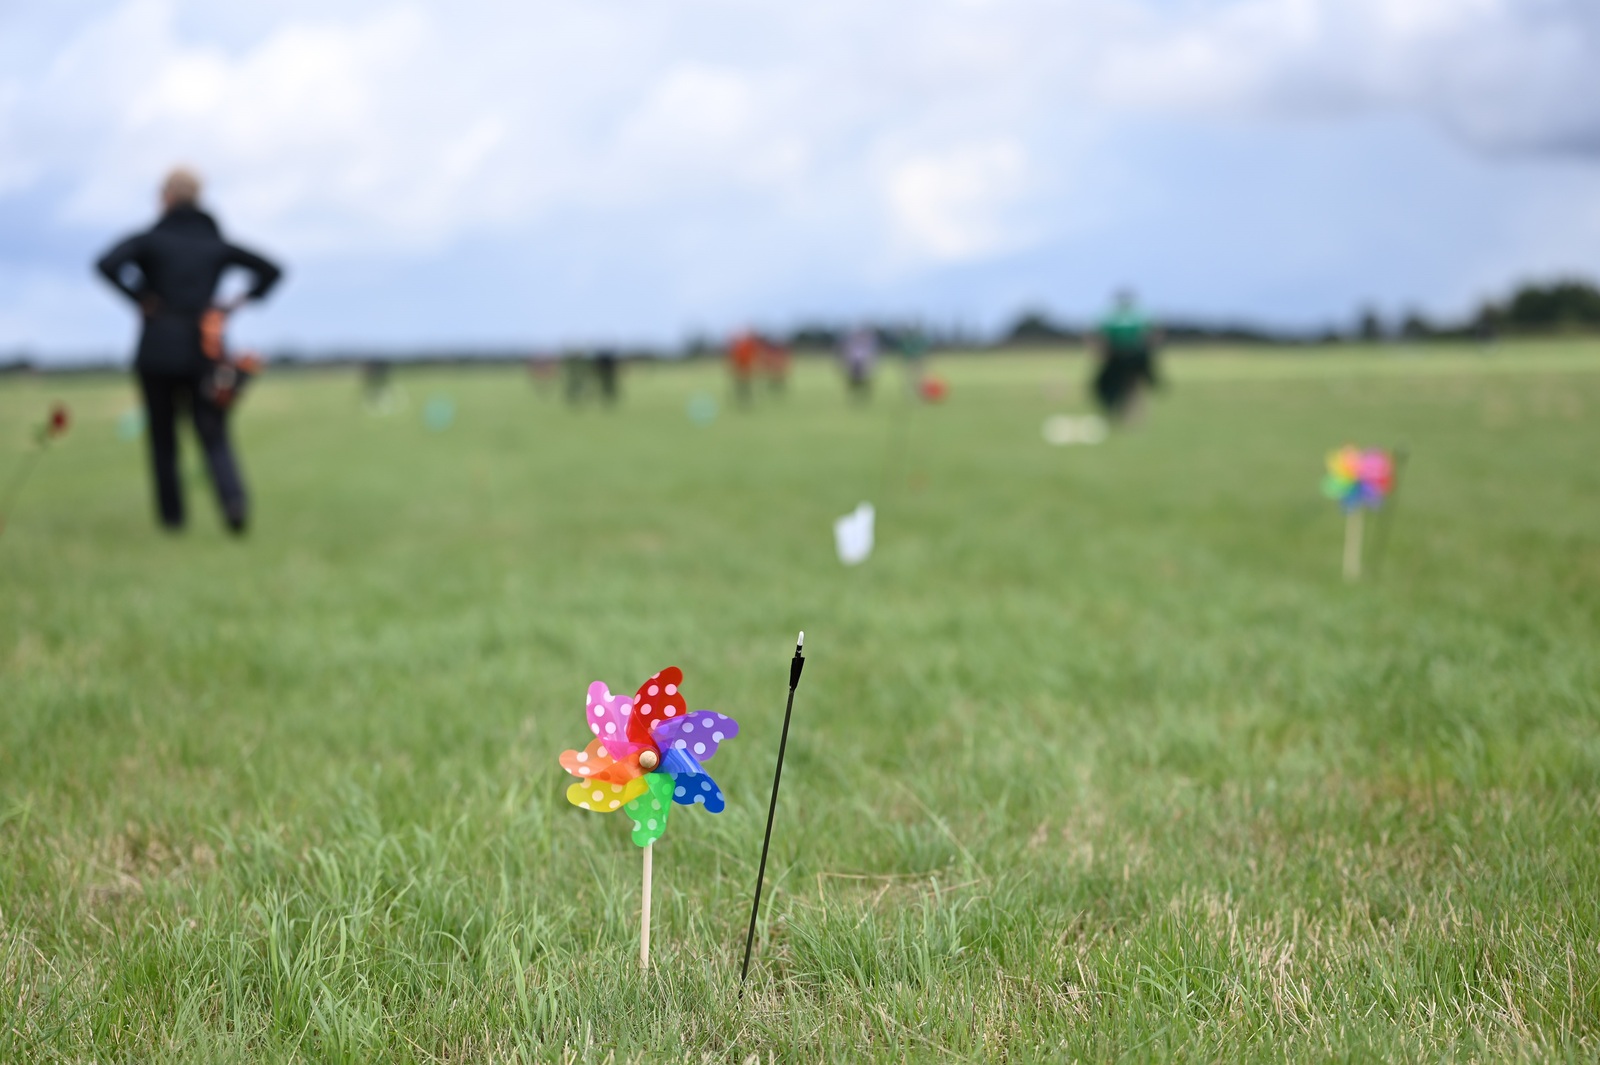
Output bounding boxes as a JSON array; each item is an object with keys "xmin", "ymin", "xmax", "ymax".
[{"xmin": 161, "ymin": 167, "xmax": 202, "ymax": 207}]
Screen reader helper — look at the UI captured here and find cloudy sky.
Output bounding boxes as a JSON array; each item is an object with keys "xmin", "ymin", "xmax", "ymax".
[{"xmin": 2, "ymin": 0, "xmax": 1598, "ymax": 361}]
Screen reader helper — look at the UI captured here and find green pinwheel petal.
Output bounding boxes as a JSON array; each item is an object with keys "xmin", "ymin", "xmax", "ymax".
[{"xmin": 625, "ymin": 773, "xmax": 674, "ymax": 847}]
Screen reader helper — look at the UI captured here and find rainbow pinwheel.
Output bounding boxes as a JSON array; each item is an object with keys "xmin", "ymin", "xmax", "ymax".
[
  {"xmin": 1322, "ymin": 446, "xmax": 1393, "ymax": 512},
  {"xmin": 558, "ymin": 667, "xmax": 738, "ymax": 847}
]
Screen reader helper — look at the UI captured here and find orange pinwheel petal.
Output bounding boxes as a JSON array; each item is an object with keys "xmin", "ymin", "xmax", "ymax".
[
  {"xmin": 559, "ymin": 737, "xmax": 654, "ymax": 785},
  {"xmin": 560, "ymin": 737, "xmax": 615, "ymax": 779}
]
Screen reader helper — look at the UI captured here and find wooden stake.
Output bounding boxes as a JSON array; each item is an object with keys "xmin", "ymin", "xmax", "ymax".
[
  {"xmin": 1343, "ymin": 508, "xmax": 1364, "ymax": 582},
  {"xmin": 640, "ymin": 841, "xmax": 653, "ymax": 972}
]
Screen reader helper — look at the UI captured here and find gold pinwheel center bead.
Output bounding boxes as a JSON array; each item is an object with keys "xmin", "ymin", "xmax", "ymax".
[{"xmin": 638, "ymin": 750, "xmax": 659, "ymax": 771}]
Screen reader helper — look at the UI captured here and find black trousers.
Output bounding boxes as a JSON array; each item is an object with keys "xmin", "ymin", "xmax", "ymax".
[
  {"xmin": 137, "ymin": 372, "xmax": 247, "ymax": 528},
  {"xmin": 1092, "ymin": 350, "xmax": 1157, "ymax": 417}
]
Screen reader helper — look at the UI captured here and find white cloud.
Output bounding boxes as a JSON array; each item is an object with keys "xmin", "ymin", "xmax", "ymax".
[
  {"xmin": 39, "ymin": 3, "xmax": 521, "ymax": 248},
  {"xmin": 0, "ymin": 0, "xmax": 1597, "ymax": 355},
  {"xmin": 0, "ymin": 267, "xmax": 130, "ymax": 356},
  {"xmin": 883, "ymin": 140, "xmax": 1031, "ymax": 262},
  {"xmin": 6, "ymin": 0, "xmax": 1597, "ymax": 248},
  {"xmin": 1084, "ymin": 0, "xmax": 1600, "ymax": 152}
]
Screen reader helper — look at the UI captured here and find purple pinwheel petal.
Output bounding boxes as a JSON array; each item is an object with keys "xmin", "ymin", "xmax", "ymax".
[{"xmin": 651, "ymin": 711, "xmax": 738, "ymax": 764}]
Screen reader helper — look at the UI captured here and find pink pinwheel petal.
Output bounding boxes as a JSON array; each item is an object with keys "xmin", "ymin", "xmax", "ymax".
[{"xmin": 585, "ymin": 682, "xmax": 649, "ymax": 758}]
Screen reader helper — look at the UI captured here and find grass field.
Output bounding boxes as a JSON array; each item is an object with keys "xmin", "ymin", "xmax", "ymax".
[{"xmin": 3, "ymin": 343, "xmax": 1600, "ymax": 1062}]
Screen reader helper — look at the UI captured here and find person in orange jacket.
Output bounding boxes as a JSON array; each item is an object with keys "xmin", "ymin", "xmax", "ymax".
[{"xmin": 728, "ymin": 330, "xmax": 761, "ymax": 405}]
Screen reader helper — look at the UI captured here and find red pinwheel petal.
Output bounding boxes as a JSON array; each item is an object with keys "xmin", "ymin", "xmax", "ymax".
[{"xmin": 628, "ymin": 667, "xmax": 689, "ymax": 744}]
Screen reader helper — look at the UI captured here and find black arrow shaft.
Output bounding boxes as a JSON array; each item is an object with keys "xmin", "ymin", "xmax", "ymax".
[{"xmin": 741, "ymin": 646, "xmax": 803, "ymax": 989}]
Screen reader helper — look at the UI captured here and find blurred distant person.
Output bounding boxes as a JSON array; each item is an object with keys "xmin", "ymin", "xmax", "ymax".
[
  {"xmin": 593, "ymin": 349, "xmax": 620, "ymax": 404},
  {"xmin": 1091, "ymin": 289, "xmax": 1161, "ymax": 422},
  {"xmin": 895, "ymin": 326, "xmax": 930, "ymax": 397},
  {"xmin": 362, "ymin": 359, "xmax": 391, "ymax": 404},
  {"xmin": 728, "ymin": 330, "xmax": 760, "ymax": 405},
  {"xmin": 759, "ymin": 335, "xmax": 791, "ymax": 394},
  {"xmin": 527, "ymin": 353, "xmax": 560, "ymax": 396},
  {"xmin": 361, "ymin": 359, "xmax": 407, "ymax": 415},
  {"xmin": 563, "ymin": 352, "xmax": 590, "ymax": 404},
  {"xmin": 96, "ymin": 167, "xmax": 282, "ymax": 533},
  {"xmin": 840, "ymin": 326, "xmax": 878, "ymax": 400}
]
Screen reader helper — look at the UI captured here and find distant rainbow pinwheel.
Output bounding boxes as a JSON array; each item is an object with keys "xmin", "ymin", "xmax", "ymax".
[{"xmin": 1322, "ymin": 446, "xmax": 1393, "ymax": 512}]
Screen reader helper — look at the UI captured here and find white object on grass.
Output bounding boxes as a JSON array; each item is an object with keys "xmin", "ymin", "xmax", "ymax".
[
  {"xmin": 834, "ymin": 502, "xmax": 875, "ymax": 565},
  {"xmin": 1043, "ymin": 414, "xmax": 1108, "ymax": 446}
]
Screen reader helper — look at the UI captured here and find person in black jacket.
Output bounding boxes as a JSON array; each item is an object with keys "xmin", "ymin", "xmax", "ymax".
[{"xmin": 96, "ymin": 167, "xmax": 282, "ymax": 533}]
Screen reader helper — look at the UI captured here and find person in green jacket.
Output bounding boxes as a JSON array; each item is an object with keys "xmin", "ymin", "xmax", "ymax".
[{"xmin": 1091, "ymin": 289, "xmax": 1161, "ymax": 421}]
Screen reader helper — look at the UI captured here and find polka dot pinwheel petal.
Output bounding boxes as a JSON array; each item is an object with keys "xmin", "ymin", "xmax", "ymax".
[
  {"xmin": 586, "ymin": 682, "xmax": 648, "ymax": 758},
  {"xmin": 628, "ymin": 667, "xmax": 688, "ymax": 742},
  {"xmin": 659, "ymin": 746, "xmax": 727, "ymax": 812},
  {"xmin": 651, "ymin": 711, "xmax": 739, "ymax": 763},
  {"xmin": 625, "ymin": 773, "xmax": 676, "ymax": 847},
  {"xmin": 565, "ymin": 775, "xmax": 649, "ymax": 813},
  {"xmin": 558, "ymin": 737, "xmax": 652, "ymax": 785}
]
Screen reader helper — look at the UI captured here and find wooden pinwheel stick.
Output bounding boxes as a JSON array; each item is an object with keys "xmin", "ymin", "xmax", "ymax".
[
  {"xmin": 1343, "ymin": 508, "xmax": 1364, "ymax": 582},
  {"xmin": 639, "ymin": 748, "xmax": 659, "ymax": 972},
  {"xmin": 640, "ymin": 843, "xmax": 653, "ymax": 972},
  {"xmin": 740, "ymin": 632, "xmax": 806, "ymax": 992}
]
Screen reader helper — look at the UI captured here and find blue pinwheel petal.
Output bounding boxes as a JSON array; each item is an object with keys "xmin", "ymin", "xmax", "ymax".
[{"xmin": 660, "ymin": 747, "xmax": 727, "ymax": 813}]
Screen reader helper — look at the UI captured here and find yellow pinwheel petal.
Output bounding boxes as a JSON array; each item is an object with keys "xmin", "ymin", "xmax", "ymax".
[{"xmin": 566, "ymin": 776, "xmax": 649, "ymax": 813}]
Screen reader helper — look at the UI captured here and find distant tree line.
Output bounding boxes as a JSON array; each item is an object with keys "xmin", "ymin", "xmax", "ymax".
[
  {"xmin": 1445, "ymin": 278, "xmax": 1600, "ymax": 338},
  {"xmin": 9, "ymin": 277, "xmax": 1600, "ymax": 374},
  {"xmin": 999, "ymin": 277, "xmax": 1600, "ymax": 347},
  {"xmin": 703, "ymin": 277, "xmax": 1600, "ymax": 353},
  {"xmin": 1371, "ymin": 278, "xmax": 1600, "ymax": 342}
]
